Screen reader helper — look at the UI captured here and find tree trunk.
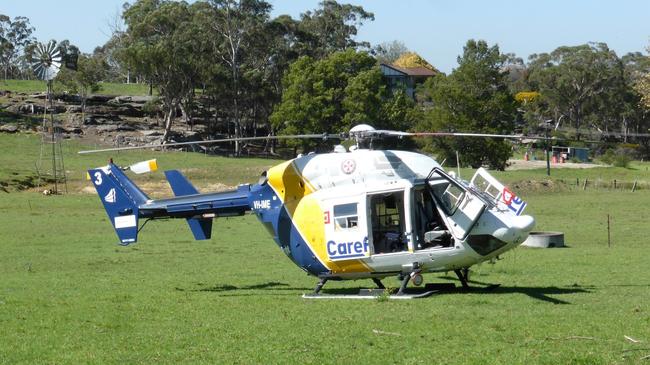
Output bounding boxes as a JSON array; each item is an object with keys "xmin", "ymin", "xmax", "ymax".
[{"xmin": 161, "ymin": 103, "xmax": 176, "ymax": 145}]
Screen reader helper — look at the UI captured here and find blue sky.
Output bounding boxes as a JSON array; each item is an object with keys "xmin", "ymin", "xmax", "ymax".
[{"xmin": 3, "ymin": 0, "xmax": 648, "ymax": 73}]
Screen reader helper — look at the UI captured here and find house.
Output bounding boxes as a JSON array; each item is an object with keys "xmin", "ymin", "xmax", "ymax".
[{"xmin": 380, "ymin": 63, "xmax": 437, "ymax": 99}]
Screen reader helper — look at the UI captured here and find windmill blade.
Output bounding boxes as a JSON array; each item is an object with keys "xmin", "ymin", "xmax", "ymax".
[
  {"xmin": 32, "ymin": 40, "xmax": 62, "ymax": 81},
  {"xmin": 78, "ymin": 133, "xmax": 345, "ymax": 155}
]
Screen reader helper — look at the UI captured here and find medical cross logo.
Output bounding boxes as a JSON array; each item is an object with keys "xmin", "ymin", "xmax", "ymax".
[{"xmin": 341, "ymin": 159, "xmax": 356, "ymax": 174}]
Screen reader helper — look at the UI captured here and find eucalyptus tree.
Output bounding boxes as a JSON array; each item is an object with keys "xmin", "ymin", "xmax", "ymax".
[
  {"xmin": 527, "ymin": 43, "xmax": 626, "ymax": 140},
  {"xmin": 119, "ymin": 0, "xmax": 198, "ymax": 143},
  {"xmin": 195, "ymin": 0, "xmax": 272, "ymax": 155},
  {"xmin": 373, "ymin": 40, "xmax": 409, "ymax": 65},
  {"xmin": 417, "ymin": 40, "xmax": 516, "ymax": 170},
  {"xmin": 0, "ymin": 15, "xmax": 35, "ymax": 79},
  {"xmin": 295, "ymin": 0, "xmax": 374, "ymax": 59}
]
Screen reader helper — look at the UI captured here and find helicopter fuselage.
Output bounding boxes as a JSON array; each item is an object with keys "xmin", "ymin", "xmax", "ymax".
[{"xmin": 248, "ymin": 149, "xmax": 535, "ymax": 279}]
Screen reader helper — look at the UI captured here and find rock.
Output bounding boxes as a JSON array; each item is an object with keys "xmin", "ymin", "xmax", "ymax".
[
  {"xmin": 62, "ymin": 127, "xmax": 83, "ymax": 134},
  {"xmin": 66, "ymin": 105, "xmax": 82, "ymax": 113},
  {"xmin": 7, "ymin": 103, "xmax": 44, "ymax": 114},
  {"xmin": 111, "ymin": 95, "xmax": 153, "ymax": 104},
  {"xmin": 114, "ymin": 105, "xmax": 143, "ymax": 117},
  {"xmin": 140, "ymin": 130, "xmax": 163, "ymax": 137},
  {"xmin": 84, "ymin": 105, "xmax": 113, "ymax": 115},
  {"xmin": 86, "ymin": 95, "xmax": 113, "ymax": 103},
  {"xmin": 45, "ymin": 105, "xmax": 67, "ymax": 114},
  {"xmin": 0, "ymin": 124, "xmax": 18, "ymax": 133},
  {"xmin": 83, "ymin": 116, "xmax": 98, "ymax": 125},
  {"xmin": 116, "ymin": 124, "xmax": 136, "ymax": 132},
  {"xmin": 95, "ymin": 125, "xmax": 119, "ymax": 133}
]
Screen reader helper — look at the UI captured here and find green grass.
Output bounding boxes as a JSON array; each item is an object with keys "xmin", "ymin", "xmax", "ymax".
[
  {"xmin": 0, "ymin": 133, "xmax": 279, "ymax": 194},
  {"xmin": 1, "ymin": 79, "xmax": 152, "ymax": 96},
  {"xmin": 1, "ymin": 133, "xmax": 650, "ymax": 364}
]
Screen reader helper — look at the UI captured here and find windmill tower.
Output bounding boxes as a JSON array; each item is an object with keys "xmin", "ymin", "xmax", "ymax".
[{"xmin": 33, "ymin": 40, "xmax": 67, "ymax": 194}]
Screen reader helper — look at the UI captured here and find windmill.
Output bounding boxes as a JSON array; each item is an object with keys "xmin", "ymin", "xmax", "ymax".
[{"xmin": 33, "ymin": 40, "xmax": 67, "ymax": 194}]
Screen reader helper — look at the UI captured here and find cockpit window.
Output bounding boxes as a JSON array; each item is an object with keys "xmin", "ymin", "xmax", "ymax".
[
  {"xmin": 428, "ymin": 179, "xmax": 465, "ymax": 215},
  {"xmin": 333, "ymin": 203, "xmax": 358, "ymax": 230}
]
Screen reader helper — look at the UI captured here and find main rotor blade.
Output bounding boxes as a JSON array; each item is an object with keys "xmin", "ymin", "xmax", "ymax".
[
  {"xmin": 78, "ymin": 133, "xmax": 344, "ymax": 154},
  {"xmin": 358, "ymin": 129, "xmax": 557, "ymax": 140}
]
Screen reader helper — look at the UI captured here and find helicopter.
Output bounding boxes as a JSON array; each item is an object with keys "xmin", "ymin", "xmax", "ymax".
[{"xmin": 82, "ymin": 124, "xmax": 535, "ymax": 299}]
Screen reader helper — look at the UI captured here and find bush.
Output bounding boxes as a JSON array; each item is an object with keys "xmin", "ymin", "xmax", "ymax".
[
  {"xmin": 142, "ymin": 97, "xmax": 162, "ymax": 117},
  {"xmin": 612, "ymin": 154, "xmax": 631, "ymax": 168},
  {"xmin": 599, "ymin": 149, "xmax": 615, "ymax": 165}
]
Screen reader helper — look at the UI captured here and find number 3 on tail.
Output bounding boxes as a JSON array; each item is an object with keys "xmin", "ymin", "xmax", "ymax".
[{"xmin": 94, "ymin": 171, "xmax": 102, "ymax": 186}]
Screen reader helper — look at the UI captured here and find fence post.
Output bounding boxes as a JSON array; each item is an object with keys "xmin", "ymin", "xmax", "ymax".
[
  {"xmin": 607, "ymin": 214, "xmax": 611, "ymax": 248},
  {"xmin": 632, "ymin": 181, "xmax": 637, "ymax": 192},
  {"xmin": 583, "ymin": 178, "xmax": 588, "ymax": 190}
]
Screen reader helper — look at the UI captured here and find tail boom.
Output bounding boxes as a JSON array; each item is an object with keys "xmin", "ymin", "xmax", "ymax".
[{"xmin": 89, "ymin": 163, "xmax": 251, "ymax": 245}]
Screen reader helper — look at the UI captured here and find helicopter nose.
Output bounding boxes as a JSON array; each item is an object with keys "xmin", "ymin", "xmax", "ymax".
[
  {"xmin": 492, "ymin": 214, "xmax": 535, "ymax": 244},
  {"xmin": 512, "ymin": 215, "xmax": 535, "ymax": 233}
]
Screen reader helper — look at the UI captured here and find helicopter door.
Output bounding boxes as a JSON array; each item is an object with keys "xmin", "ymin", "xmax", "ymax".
[
  {"xmin": 368, "ymin": 191, "xmax": 408, "ymax": 254},
  {"xmin": 428, "ymin": 169, "xmax": 486, "ymax": 241}
]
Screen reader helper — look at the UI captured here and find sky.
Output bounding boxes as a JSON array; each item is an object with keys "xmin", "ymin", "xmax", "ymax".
[{"xmin": 2, "ymin": 0, "xmax": 649, "ymax": 73}]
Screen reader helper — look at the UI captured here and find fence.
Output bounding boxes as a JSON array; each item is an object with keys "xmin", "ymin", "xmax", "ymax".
[{"xmin": 556, "ymin": 178, "xmax": 649, "ymax": 192}]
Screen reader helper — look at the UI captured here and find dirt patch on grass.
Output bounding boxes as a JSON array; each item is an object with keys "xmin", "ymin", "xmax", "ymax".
[
  {"xmin": 508, "ymin": 159, "xmax": 604, "ymax": 170},
  {"xmin": 508, "ymin": 179, "xmax": 570, "ymax": 193}
]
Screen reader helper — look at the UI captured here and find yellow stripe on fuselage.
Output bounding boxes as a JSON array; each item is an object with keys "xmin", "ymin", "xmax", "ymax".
[{"xmin": 267, "ymin": 160, "xmax": 370, "ymax": 274}]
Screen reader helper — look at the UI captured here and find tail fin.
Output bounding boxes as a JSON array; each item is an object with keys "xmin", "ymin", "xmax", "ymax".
[
  {"xmin": 164, "ymin": 170, "xmax": 213, "ymax": 240},
  {"xmin": 88, "ymin": 164, "xmax": 149, "ymax": 245}
]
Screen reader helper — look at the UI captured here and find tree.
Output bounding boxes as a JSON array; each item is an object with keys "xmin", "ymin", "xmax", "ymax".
[
  {"xmin": 271, "ymin": 49, "xmax": 419, "ymax": 152},
  {"xmin": 196, "ymin": 0, "xmax": 272, "ymax": 154},
  {"xmin": 119, "ymin": 0, "xmax": 197, "ymax": 143},
  {"xmin": 0, "ymin": 15, "xmax": 35, "ymax": 79},
  {"xmin": 373, "ymin": 40, "xmax": 408, "ymax": 65},
  {"xmin": 271, "ymin": 50, "xmax": 377, "ymax": 150},
  {"xmin": 295, "ymin": 0, "xmax": 374, "ymax": 59},
  {"xmin": 527, "ymin": 43, "xmax": 626, "ymax": 140},
  {"xmin": 57, "ymin": 54, "xmax": 106, "ymax": 115},
  {"xmin": 638, "ymin": 73, "xmax": 650, "ymax": 109},
  {"xmin": 417, "ymin": 40, "xmax": 516, "ymax": 170}
]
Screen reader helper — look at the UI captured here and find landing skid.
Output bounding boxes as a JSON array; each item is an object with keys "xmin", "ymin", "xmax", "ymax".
[
  {"xmin": 303, "ymin": 283, "xmax": 457, "ymax": 300},
  {"xmin": 303, "ymin": 288, "xmax": 439, "ymax": 300}
]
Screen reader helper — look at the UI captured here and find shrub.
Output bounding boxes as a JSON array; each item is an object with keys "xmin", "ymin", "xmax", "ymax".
[{"xmin": 612, "ymin": 154, "xmax": 631, "ymax": 168}]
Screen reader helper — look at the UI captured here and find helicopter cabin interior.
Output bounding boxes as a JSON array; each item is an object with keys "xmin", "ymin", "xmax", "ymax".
[{"xmin": 365, "ymin": 184, "xmax": 457, "ymax": 255}]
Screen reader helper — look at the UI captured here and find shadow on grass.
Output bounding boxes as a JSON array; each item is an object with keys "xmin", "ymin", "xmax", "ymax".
[
  {"xmin": 441, "ymin": 275, "xmax": 593, "ymax": 304},
  {"xmin": 176, "ymin": 281, "xmax": 307, "ymax": 294},
  {"xmin": 176, "ymin": 278, "xmax": 592, "ymax": 302}
]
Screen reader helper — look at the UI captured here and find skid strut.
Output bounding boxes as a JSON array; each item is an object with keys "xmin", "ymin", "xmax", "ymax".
[
  {"xmin": 397, "ymin": 263, "xmax": 422, "ymax": 295},
  {"xmin": 454, "ymin": 268, "xmax": 470, "ymax": 289},
  {"xmin": 313, "ymin": 278, "xmax": 328, "ymax": 294},
  {"xmin": 372, "ymin": 278, "xmax": 385, "ymax": 289}
]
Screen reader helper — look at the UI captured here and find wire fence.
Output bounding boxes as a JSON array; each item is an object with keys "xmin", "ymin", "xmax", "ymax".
[{"xmin": 557, "ymin": 178, "xmax": 649, "ymax": 192}]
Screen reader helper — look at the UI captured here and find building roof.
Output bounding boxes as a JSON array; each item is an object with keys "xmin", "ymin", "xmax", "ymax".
[{"xmin": 380, "ymin": 63, "xmax": 437, "ymax": 77}]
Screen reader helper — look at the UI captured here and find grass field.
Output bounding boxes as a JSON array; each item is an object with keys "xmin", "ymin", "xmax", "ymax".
[
  {"xmin": 1, "ymin": 133, "xmax": 650, "ymax": 364},
  {"xmin": 1, "ymin": 79, "xmax": 152, "ymax": 96}
]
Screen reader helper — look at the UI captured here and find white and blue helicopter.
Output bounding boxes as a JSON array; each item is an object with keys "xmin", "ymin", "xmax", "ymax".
[{"xmin": 82, "ymin": 125, "xmax": 535, "ymax": 299}]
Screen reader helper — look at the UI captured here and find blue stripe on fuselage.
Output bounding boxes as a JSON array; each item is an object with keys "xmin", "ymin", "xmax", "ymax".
[{"xmin": 249, "ymin": 183, "xmax": 329, "ymax": 276}]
